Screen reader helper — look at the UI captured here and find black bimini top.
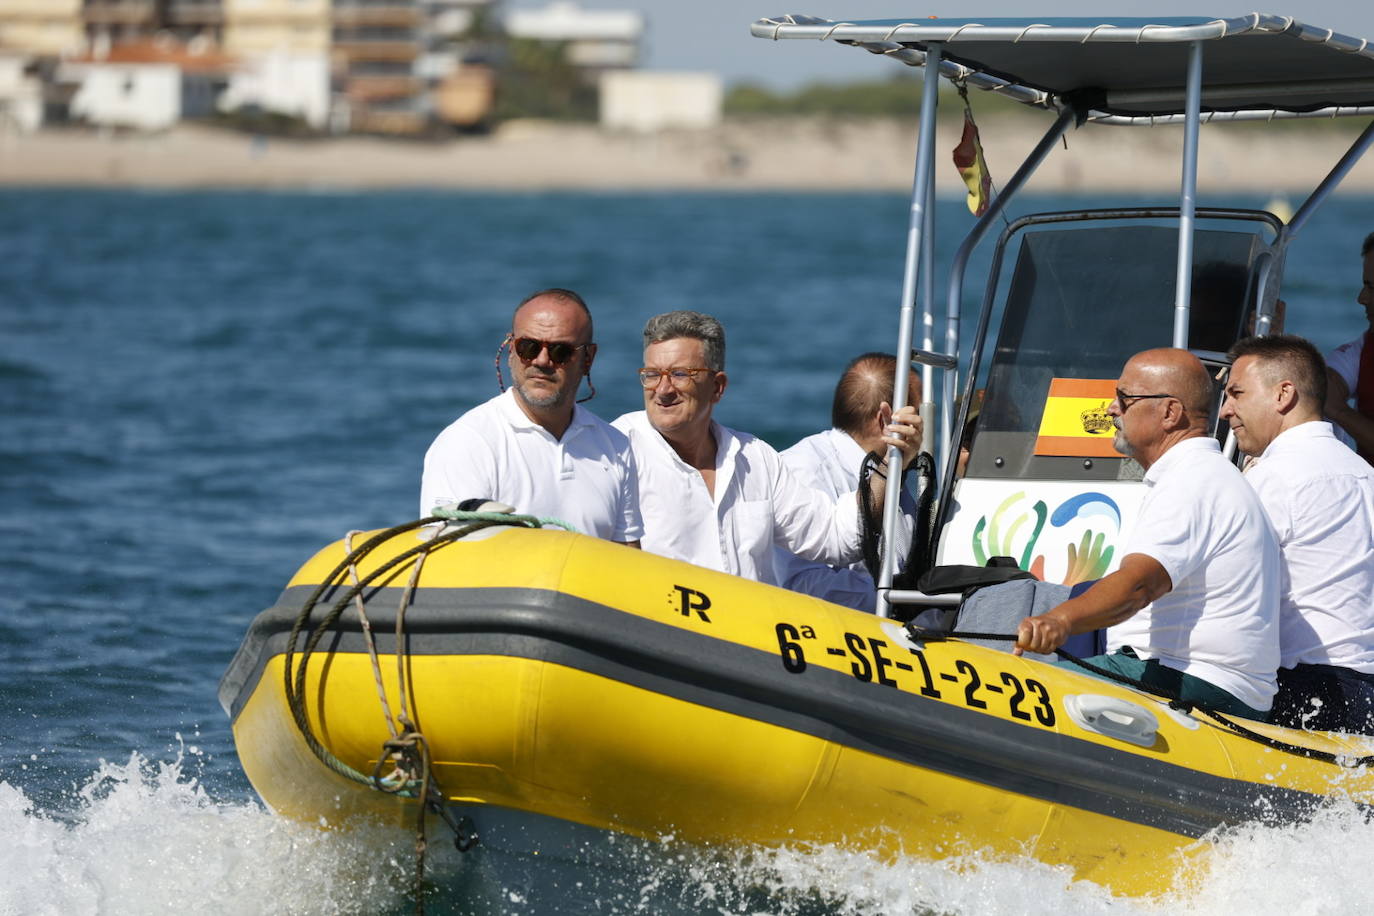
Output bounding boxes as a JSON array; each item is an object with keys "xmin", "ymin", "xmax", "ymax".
[{"xmin": 749, "ymin": 13, "xmax": 1374, "ymax": 123}]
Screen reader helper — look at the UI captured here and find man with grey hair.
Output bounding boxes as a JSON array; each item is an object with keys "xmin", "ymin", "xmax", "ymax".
[
  {"xmin": 613, "ymin": 310, "xmax": 920, "ymax": 587},
  {"xmin": 421, "ymin": 288, "xmax": 642, "ymax": 545}
]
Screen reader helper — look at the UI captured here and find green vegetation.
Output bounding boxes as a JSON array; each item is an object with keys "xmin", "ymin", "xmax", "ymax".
[
  {"xmin": 493, "ymin": 38, "xmax": 598, "ymax": 122},
  {"xmin": 724, "ymin": 76, "xmax": 1045, "ymax": 123}
]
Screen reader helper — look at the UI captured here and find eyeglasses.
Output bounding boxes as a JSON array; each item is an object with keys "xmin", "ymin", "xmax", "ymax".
[
  {"xmin": 1115, "ymin": 389, "xmax": 1176, "ymax": 410},
  {"xmin": 509, "ymin": 335, "xmax": 591, "ymax": 365},
  {"xmin": 638, "ymin": 367, "xmax": 715, "ymax": 389}
]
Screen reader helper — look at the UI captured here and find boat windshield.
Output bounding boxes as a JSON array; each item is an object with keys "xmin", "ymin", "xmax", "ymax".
[{"xmin": 967, "ymin": 224, "xmax": 1263, "ymax": 481}]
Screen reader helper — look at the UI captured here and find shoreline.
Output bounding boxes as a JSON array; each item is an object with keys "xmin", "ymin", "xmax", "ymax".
[{"xmin": 2, "ymin": 118, "xmax": 1372, "ymax": 193}]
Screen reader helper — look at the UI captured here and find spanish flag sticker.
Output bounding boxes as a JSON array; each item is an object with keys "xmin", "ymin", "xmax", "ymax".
[{"xmin": 1034, "ymin": 378, "xmax": 1121, "ymax": 458}]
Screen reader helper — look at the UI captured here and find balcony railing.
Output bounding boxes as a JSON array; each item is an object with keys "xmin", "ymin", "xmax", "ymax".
[
  {"xmin": 333, "ymin": 6, "xmax": 420, "ymax": 29},
  {"xmin": 333, "ymin": 40, "xmax": 419, "ymax": 62},
  {"xmin": 344, "ymin": 74, "xmax": 422, "ymax": 102}
]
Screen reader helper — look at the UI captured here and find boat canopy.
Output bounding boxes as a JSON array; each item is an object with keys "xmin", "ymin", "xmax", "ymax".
[{"xmin": 750, "ymin": 13, "xmax": 1374, "ymax": 122}]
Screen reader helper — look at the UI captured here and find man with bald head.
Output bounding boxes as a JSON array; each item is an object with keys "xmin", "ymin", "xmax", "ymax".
[
  {"xmin": 1015, "ymin": 347, "xmax": 1281, "ymax": 720},
  {"xmin": 420, "ymin": 288, "xmax": 642, "ymax": 544},
  {"xmin": 776, "ymin": 352, "xmax": 923, "ymax": 610},
  {"xmin": 1222, "ymin": 334, "xmax": 1374, "ymax": 732}
]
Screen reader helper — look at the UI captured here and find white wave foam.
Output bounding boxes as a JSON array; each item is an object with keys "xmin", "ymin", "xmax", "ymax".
[
  {"xmin": 6, "ymin": 753, "xmax": 1373, "ymax": 916},
  {"xmin": 677, "ymin": 801, "xmax": 1374, "ymax": 916},
  {"xmin": 0, "ymin": 752, "xmax": 415, "ymax": 916}
]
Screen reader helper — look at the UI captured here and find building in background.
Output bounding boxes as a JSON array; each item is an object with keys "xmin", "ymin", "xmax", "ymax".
[
  {"xmin": 0, "ymin": 0, "xmax": 702, "ymax": 136},
  {"xmin": 420, "ymin": 0, "xmax": 496, "ymax": 131},
  {"xmin": 0, "ymin": 0, "xmax": 84, "ymax": 56},
  {"xmin": 63, "ymin": 38, "xmax": 234, "ymax": 130},
  {"xmin": 0, "ymin": 51, "xmax": 43, "ymax": 131},
  {"xmin": 600, "ymin": 70, "xmax": 720, "ymax": 132},
  {"xmin": 220, "ymin": 0, "xmax": 331, "ymax": 130},
  {"xmin": 331, "ymin": 0, "xmax": 425, "ymax": 134},
  {"xmin": 504, "ymin": 0, "xmax": 640, "ymax": 74}
]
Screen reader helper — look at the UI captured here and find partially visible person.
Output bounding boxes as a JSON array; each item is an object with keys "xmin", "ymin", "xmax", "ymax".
[
  {"xmin": 1324, "ymin": 231, "xmax": 1374, "ymax": 462},
  {"xmin": 420, "ymin": 288, "xmax": 642, "ymax": 545},
  {"xmin": 613, "ymin": 311, "xmax": 920, "ymax": 584},
  {"xmin": 1221, "ymin": 334, "xmax": 1374, "ymax": 733},
  {"xmin": 1015, "ymin": 348, "xmax": 1280, "ymax": 720},
  {"xmin": 774, "ymin": 353, "xmax": 922, "ymax": 611}
]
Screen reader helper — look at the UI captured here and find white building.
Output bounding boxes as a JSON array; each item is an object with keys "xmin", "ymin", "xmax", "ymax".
[
  {"xmin": 62, "ymin": 41, "xmax": 233, "ymax": 131},
  {"xmin": 0, "ymin": 54, "xmax": 44, "ymax": 132},
  {"xmin": 219, "ymin": 51, "xmax": 329, "ymax": 128},
  {"xmin": 505, "ymin": 1, "xmax": 642, "ymax": 70},
  {"xmin": 599, "ymin": 70, "xmax": 722, "ymax": 132}
]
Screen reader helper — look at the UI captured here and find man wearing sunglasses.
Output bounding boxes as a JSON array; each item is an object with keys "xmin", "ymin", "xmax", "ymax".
[
  {"xmin": 612, "ymin": 310, "xmax": 920, "ymax": 585},
  {"xmin": 774, "ymin": 353, "xmax": 923, "ymax": 611},
  {"xmin": 1221, "ymin": 334, "xmax": 1374, "ymax": 733},
  {"xmin": 1014, "ymin": 347, "xmax": 1281, "ymax": 721},
  {"xmin": 420, "ymin": 288, "xmax": 642, "ymax": 545}
]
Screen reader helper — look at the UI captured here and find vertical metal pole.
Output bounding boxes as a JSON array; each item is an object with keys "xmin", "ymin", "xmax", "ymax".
[
  {"xmin": 877, "ymin": 42, "xmax": 942, "ymax": 617},
  {"xmin": 920, "ymin": 161, "xmax": 938, "ymax": 464},
  {"xmin": 1172, "ymin": 40, "xmax": 1204, "ymax": 349}
]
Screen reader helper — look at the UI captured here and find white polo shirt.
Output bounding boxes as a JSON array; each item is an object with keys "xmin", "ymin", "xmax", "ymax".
[
  {"xmin": 420, "ymin": 389, "xmax": 643, "ymax": 542},
  {"xmin": 1106, "ymin": 436, "xmax": 1281, "ymax": 711},
  {"xmin": 1244, "ymin": 421, "xmax": 1374, "ymax": 672},
  {"xmin": 612, "ymin": 411, "xmax": 870, "ymax": 584},
  {"xmin": 775, "ymin": 428, "xmax": 916, "ymax": 610}
]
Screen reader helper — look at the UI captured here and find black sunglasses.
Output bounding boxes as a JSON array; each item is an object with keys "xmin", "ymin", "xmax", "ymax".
[
  {"xmin": 509, "ymin": 335, "xmax": 591, "ymax": 365},
  {"xmin": 1115, "ymin": 388, "xmax": 1176, "ymax": 410}
]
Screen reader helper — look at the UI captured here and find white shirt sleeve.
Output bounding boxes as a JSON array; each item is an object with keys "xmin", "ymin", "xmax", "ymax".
[
  {"xmin": 762, "ymin": 450, "xmax": 864, "ymax": 567},
  {"xmin": 419, "ymin": 422, "xmax": 498, "ymax": 517},
  {"xmin": 1327, "ymin": 338, "xmax": 1362, "ymax": 394}
]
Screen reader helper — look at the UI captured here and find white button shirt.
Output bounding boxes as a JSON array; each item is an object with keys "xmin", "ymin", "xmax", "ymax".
[
  {"xmin": 1244, "ymin": 421, "xmax": 1374, "ymax": 672},
  {"xmin": 421, "ymin": 389, "xmax": 643, "ymax": 542},
  {"xmin": 612, "ymin": 411, "xmax": 864, "ymax": 583},
  {"xmin": 1107, "ymin": 436, "xmax": 1281, "ymax": 711},
  {"xmin": 775, "ymin": 428, "xmax": 916, "ymax": 610}
]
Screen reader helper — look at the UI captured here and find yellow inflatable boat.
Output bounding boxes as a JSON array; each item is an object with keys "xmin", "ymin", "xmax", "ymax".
[{"xmin": 219, "ymin": 520, "xmax": 1374, "ymax": 899}]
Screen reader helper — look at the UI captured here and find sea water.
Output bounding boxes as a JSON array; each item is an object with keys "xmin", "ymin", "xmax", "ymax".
[{"xmin": 3, "ymin": 188, "xmax": 1373, "ymax": 915}]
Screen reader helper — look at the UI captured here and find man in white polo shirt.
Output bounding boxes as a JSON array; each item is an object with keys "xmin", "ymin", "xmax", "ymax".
[
  {"xmin": 1222, "ymin": 334, "xmax": 1374, "ymax": 733},
  {"xmin": 613, "ymin": 311, "xmax": 919, "ymax": 585},
  {"xmin": 420, "ymin": 288, "xmax": 642, "ymax": 544},
  {"xmin": 1015, "ymin": 348, "xmax": 1280, "ymax": 720},
  {"xmin": 775, "ymin": 353, "xmax": 922, "ymax": 610}
]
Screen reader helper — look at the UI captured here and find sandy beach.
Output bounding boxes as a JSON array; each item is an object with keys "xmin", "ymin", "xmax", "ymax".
[{"xmin": 2, "ymin": 117, "xmax": 1372, "ymax": 193}]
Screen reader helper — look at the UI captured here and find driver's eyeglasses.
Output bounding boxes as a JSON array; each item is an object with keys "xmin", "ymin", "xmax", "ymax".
[
  {"xmin": 638, "ymin": 367, "xmax": 714, "ymax": 389},
  {"xmin": 1115, "ymin": 389, "xmax": 1175, "ymax": 410},
  {"xmin": 510, "ymin": 336, "xmax": 589, "ymax": 365}
]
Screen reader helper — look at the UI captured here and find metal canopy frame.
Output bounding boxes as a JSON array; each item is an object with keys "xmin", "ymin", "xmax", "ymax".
[{"xmin": 749, "ymin": 14, "xmax": 1374, "ymax": 616}]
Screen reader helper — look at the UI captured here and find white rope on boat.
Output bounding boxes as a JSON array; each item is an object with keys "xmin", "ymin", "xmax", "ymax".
[{"xmin": 344, "ymin": 529, "xmax": 401, "ymax": 740}]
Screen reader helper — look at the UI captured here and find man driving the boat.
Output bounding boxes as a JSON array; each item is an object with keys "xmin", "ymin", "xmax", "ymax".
[
  {"xmin": 419, "ymin": 288, "xmax": 643, "ymax": 545},
  {"xmin": 613, "ymin": 310, "xmax": 920, "ymax": 584},
  {"xmin": 1014, "ymin": 348, "xmax": 1280, "ymax": 720},
  {"xmin": 774, "ymin": 353, "xmax": 922, "ymax": 611},
  {"xmin": 1323, "ymin": 231, "xmax": 1374, "ymax": 463},
  {"xmin": 1221, "ymin": 334, "xmax": 1374, "ymax": 733}
]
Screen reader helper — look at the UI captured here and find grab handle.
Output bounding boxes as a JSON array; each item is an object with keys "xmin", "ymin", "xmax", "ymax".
[{"xmin": 1064, "ymin": 694, "xmax": 1160, "ymax": 748}]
